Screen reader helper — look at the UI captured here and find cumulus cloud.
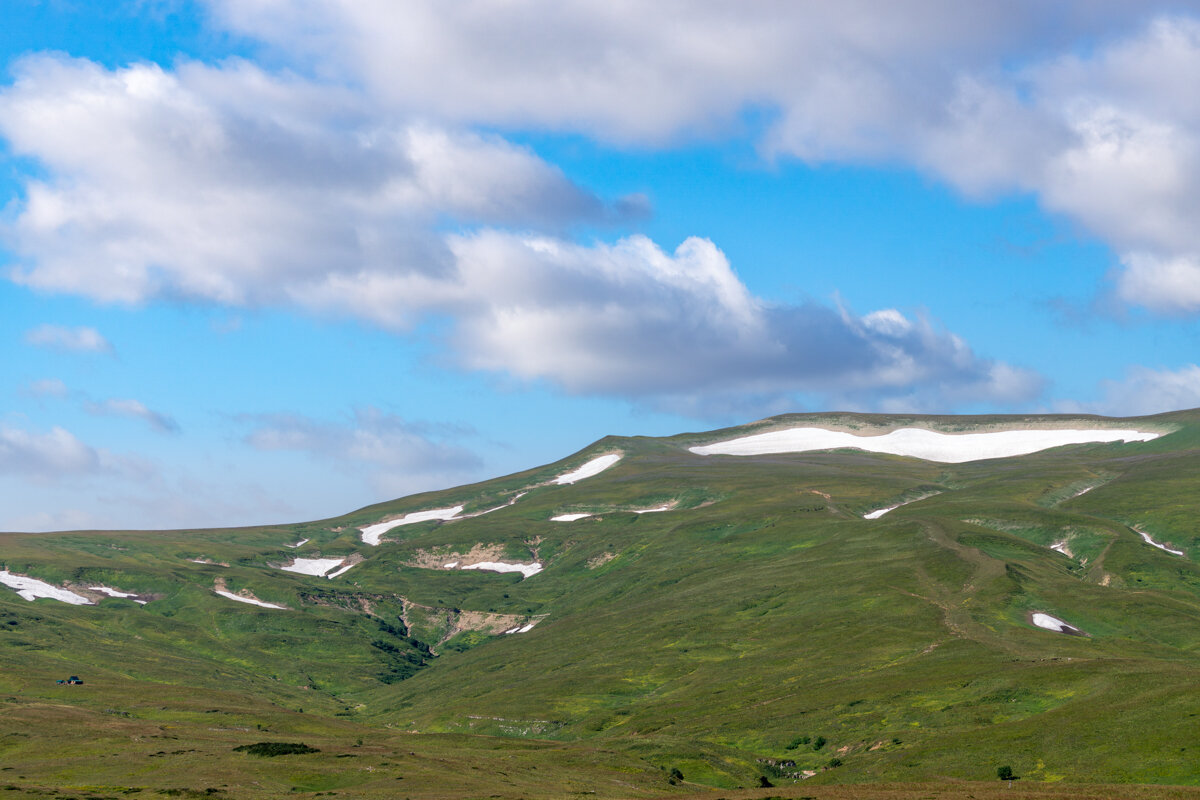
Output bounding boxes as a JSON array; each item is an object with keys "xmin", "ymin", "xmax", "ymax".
[
  {"xmin": 83, "ymin": 398, "xmax": 180, "ymax": 434},
  {"xmin": 204, "ymin": 0, "xmax": 1153, "ymax": 142},
  {"xmin": 203, "ymin": 1, "xmax": 1200, "ymax": 314},
  {"xmin": 0, "ymin": 52, "xmax": 1038, "ymax": 410},
  {"xmin": 241, "ymin": 408, "xmax": 483, "ymax": 497},
  {"xmin": 0, "ymin": 55, "xmax": 617, "ymax": 306},
  {"xmin": 294, "ymin": 231, "xmax": 1041, "ymax": 411},
  {"xmin": 23, "ymin": 324, "xmax": 112, "ymax": 354},
  {"xmin": 0, "ymin": 424, "xmax": 101, "ymax": 479}
]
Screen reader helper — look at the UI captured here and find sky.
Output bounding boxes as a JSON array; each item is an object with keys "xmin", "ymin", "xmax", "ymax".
[{"xmin": 5, "ymin": 0, "xmax": 1200, "ymax": 532}]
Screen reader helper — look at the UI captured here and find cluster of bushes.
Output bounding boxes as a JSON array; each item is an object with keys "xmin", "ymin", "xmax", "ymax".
[
  {"xmin": 785, "ymin": 734, "xmax": 825, "ymax": 751},
  {"xmin": 232, "ymin": 742, "xmax": 319, "ymax": 757}
]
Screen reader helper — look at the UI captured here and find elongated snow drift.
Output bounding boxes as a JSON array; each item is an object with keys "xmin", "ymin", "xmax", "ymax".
[
  {"xmin": 554, "ymin": 453, "xmax": 621, "ymax": 484},
  {"xmin": 689, "ymin": 427, "xmax": 1160, "ymax": 464}
]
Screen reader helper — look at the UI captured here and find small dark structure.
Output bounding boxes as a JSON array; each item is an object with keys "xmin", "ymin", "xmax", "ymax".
[{"xmin": 57, "ymin": 675, "xmax": 84, "ymax": 685}]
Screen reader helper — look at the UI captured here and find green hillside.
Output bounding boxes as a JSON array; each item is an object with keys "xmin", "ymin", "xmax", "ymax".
[{"xmin": 4, "ymin": 411, "xmax": 1200, "ymax": 799}]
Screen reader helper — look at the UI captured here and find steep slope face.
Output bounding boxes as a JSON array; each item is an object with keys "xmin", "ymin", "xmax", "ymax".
[{"xmin": 2, "ymin": 410, "xmax": 1200, "ymax": 796}]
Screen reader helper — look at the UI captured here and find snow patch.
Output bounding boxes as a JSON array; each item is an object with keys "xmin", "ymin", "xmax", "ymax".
[
  {"xmin": 473, "ymin": 491, "xmax": 528, "ymax": 517},
  {"xmin": 0, "ymin": 570, "xmax": 92, "ymax": 605},
  {"xmin": 554, "ymin": 453, "xmax": 621, "ymax": 484},
  {"xmin": 633, "ymin": 504, "xmax": 673, "ymax": 514},
  {"xmin": 863, "ymin": 492, "xmax": 940, "ymax": 519},
  {"xmin": 1031, "ymin": 612, "xmax": 1082, "ymax": 634},
  {"xmin": 214, "ymin": 590, "xmax": 286, "ymax": 610},
  {"xmin": 360, "ymin": 505, "xmax": 464, "ymax": 545},
  {"xmin": 864, "ymin": 505, "xmax": 898, "ymax": 520},
  {"xmin": 326, "ymin": 562, "xmax": 356, "ymax": 579},
  {"xmin": 504, "ymin": 620, "xmax": 541, "ymax": 634},
  {"xmin": 88, "ymin": 585, "xmax": 148, "ymax": 604},
  {"xmin": 1134, "ymin": 526, "xmax": 1185, "ymax": 556},
  {"xmin": 1049, "ymin": 541, "xmax": 1073, "ymax": 556},
  {"xmin": 460, "ymin": 561, "xmax": 543, "ymax": 579},
  {"xmin": 284, "ymin": 538, "xmax": 310, "ymax": 548},
  {"xmin": 443, "ymin": 561, "xmax": 459, "ymax": 568},
  {"xmin": 689, "ymin": 427, "xmax": 1161, "ymax": 463},
  {"xmin": 88, "ymin": 585, "xmax": 137, "ymax": 598},
  {"xmin": 279, "ymin": 557, "xmax": 346, "ymax": 577},
  {"xmin": 551, "ymin": 513, "xmax": 592, "ymax": 522}
]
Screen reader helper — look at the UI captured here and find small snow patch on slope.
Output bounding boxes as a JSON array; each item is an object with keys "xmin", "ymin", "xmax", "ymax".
[
  {"xmin": 633, "ymin": 503, "xmax": 674, "ymax": 514},
  {"xmin": 690, "ymin": 427, "xmax": 1160, "ymax": 463},
  {"xmin": 360, "ymin": 505, "xmax": 464, "ymax": 545},
  {"xmin": 0, "ymin": 570, "xmax": 92, "ymax": 605},
  {"xmin": 863, "ymin": 506, "xmax": 898, "ymax": 520},
  {"xmin": 1049, "ymin": 541, "xmax": 1073, "ymax": 557},
  {"xmin": 863, "ymin": 492, "xmax": 941, "ymax": 519},
  {"xmin": 88, "ymin": 586, "xmax": 148, "ymax": 604},
  {"xmin": 1134, "ymin": 526, "xmax": 1185, "ymax": 556},
  {"xmin": 551, "ymin": 513, "xmax": 593, "ymax": 522},
  {"xmin": 461, "ymin": 562, "xmax": 543, "ymax": 579},
  {"xmin": 279, "ymin": 557, "xmax": 346, "ymax": 577},
  {"xmin": 1031, "ymin": 612, "xmax": 1084, "ymax": 635},
  {"xmin": 554, "ymin": 453, "xmax": 621, "ymax": 484},
  {"xmin": 214, "ymin": 590, "xmax": 287, "ymax": 610},
  {"xmin": 471, "ymin": 491, "xmax": 528, "ymax": 517}
]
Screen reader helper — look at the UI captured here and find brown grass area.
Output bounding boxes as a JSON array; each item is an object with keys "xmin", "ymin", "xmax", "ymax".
[{"xmin": 403, "ymin": 542, "xmax": 510, "ymax": 569}]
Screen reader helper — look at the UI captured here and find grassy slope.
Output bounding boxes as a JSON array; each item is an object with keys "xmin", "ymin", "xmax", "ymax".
[{"xmin": 3, "ymin": 410, "xmax": 1200, "ymax": 797}]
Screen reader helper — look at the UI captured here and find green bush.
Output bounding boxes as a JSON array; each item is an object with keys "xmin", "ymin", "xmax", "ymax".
[
  {"xmin": 812, "ymin": 735, "xmax": 826, "ymax": 751},
  {"xmin": 997, "ymin": 765, "xmax": 1015, "ymax": 781}
]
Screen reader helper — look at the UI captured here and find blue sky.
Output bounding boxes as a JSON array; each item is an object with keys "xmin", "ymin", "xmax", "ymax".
[{"xmin": 4, "ymin": 0, "xmax": 1200, "ymax": 531}]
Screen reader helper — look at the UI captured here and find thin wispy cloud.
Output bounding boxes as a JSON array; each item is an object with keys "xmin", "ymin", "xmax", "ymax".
[
  {"xmin": 83, "ymin": 397, "xmax": 180, "ymax": 434},
  {"xmin": 241, "ymin": 408, "xmax": 483, "ymax": 497},
  {"xmin": 23, "ymin": 324, "xmax": 112, "ymax": 354},
  {"xmin": 24, "ymin": 378, "xmax": 69, "ymax": 398}
]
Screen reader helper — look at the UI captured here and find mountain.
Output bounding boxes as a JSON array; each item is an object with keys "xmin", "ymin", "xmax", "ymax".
[{"xmin": 4, "ymin": 410, "xmax": 1200, "ymax": 799}]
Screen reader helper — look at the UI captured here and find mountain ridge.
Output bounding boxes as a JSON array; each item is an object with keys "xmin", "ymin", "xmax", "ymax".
[{"xmin": 3, "ymin": 409, "xmax": 1200, "ymax": 797}]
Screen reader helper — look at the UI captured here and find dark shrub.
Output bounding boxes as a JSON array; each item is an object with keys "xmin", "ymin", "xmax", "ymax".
[{"xmin": 232, "ymin": 742, "xmax": 319, "ymax": 757}]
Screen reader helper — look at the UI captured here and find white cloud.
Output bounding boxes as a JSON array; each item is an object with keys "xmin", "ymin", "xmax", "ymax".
[
  {"xmin": 201, "ymin": 2, "xmax": 1200, "ymax": 314},
  {"xmin": 0, "ymin": 424, "xmax": 101, "ymax": 478},
  {"xmin": 23, "ymin": 324, "xmax": 112, "ymax": 353},
  {"xmin": 1084, "ymin": 364, "xmax": 1200, "ymax": 416},
  {"xmin": 204, "ymin": 1, "xmax": 1152, "ymax": 143},
  {"xmin": 0, "ymin": 53, "xmax": 1038, "ymax": 410},
  {"xmin": 24, "ymin": 378, "xmax": 69, "ymax": 398},
  {"xmin": 306, "ymin": 231, "xmax": 1042, "ymax": 411},
  {"xmin": 1114, "ymin": 252, "xmax": 1200, "ymax": 313},
  {"xmin": 83, "ymin": 397, "xmax": 180, "ymax": 434},
  {"xmin": 242, "ymin": 408, "xmax": 483, "ymax": 497},
  {"xmin": 0, "ymin": 55, "xmax": 615, "ymax": 306}
]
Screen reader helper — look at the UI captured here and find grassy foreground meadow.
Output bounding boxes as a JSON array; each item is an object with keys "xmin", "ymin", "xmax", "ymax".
[{"xmin": 4, "ymin": 410, "xmax": 1200, "ymax": 798}]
